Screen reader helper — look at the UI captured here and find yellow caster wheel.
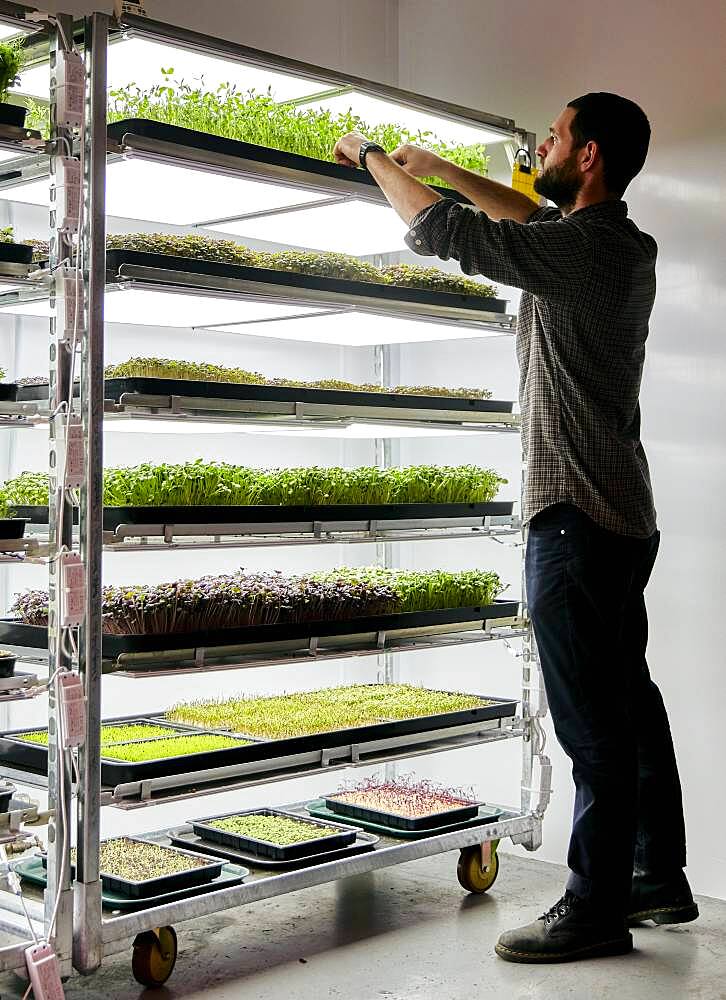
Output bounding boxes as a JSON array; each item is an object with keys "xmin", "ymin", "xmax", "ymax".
[
  {"xmin": 457, "ymin": 842, "xmax": 499, "ymax": 894},
  {"xmin": 132, "ymin": 926, "xmax": 178, "ymax": 987}
]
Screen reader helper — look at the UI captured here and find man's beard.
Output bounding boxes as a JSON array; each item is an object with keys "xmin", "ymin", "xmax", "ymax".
[{"xmin": 533, "ymin": 156, "xmax": 582, "ymax": 209}]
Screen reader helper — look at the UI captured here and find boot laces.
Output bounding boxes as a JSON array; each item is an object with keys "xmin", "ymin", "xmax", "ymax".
[{"xmin": 542, "ymin": 891, "xmax": 578, "ymax": 925}]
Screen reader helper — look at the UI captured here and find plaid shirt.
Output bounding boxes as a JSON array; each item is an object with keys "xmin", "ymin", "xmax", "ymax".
[{"xmin": 405, "ymin": 198, "xmax": 657, "ymax": 537}]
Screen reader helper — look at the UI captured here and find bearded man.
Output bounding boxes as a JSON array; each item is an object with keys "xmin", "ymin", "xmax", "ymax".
[{"xmin": 333, "ymin": 92, "xmax": 696, "ymax": 963}]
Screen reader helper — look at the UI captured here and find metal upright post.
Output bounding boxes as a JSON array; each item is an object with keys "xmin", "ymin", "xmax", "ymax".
[
  {"xmin": 46, "ymin": 12, "xmax": 77, "ymax": 969},
  {"xmin": 73, "ymin": 11, "xmax": 108, "ymax": 975}
]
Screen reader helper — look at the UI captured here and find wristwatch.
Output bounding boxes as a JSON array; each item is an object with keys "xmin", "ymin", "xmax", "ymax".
[{"xmin": 358, "ymin": 141, "xmax": 386, "ymax": 171}]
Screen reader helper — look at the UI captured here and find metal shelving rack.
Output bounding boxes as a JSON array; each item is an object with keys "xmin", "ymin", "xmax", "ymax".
[{"xmin": 0, "ymin": 7, "xmax": 552, "ymax": 987}]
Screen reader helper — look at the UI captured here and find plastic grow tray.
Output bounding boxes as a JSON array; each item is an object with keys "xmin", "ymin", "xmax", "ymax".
[
  {"xmin": 0, "ymin": 718, "xmax": 196, "ymax": 773},
  {"xmin": 190, "ymin": 808, "xmax": 358, "ymax": 861},
  {"xmin": 9, "ymin": 501, "xmax": 514, "ymax": 531},
  {"xmin": 41, "ymin": 838, "xmax": 224, "ymax": 899},
  {"xmin": 323, "ymin": 791, "xmax": 482, "ymax": 831},
  {"xmin": 21, "ymin": 855, "xmax": 247, "ymax": 910},
  {"xmin": 0, "ymin": 722, "xmax": 258, "ymax": 784},
  {"xmin": 0, "ymin": 384, "xmax": 18, "ymax": 402},
  {"xmin": 0, "ymin": 519, "xmax": 26, "ymax": 540},
  {"xmin": 107, "ymin": 118, "xmax": 472, "ymax": 205},
  {"xmin": 169, "ymin": 826, "xmax": 378, "ymax": 870},
  {"xmin": 102, "ymin": 247, "xmax": 508, "ymax": 315},
  {"xmin": 0, "ymin": 601, "xmax": 520, "ymax": 658},
  {"xmin": 307, "ymin": 800, "xmax": 504, "ymax": 840}
]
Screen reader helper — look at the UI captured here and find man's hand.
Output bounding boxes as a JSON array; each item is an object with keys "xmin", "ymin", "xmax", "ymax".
[
  {"xmin": 390, "ymin": 143, "xmax": 446, "ymax": 180},
  {"xmin": 332, "ymin": 131, "xmax": 370, "ymax": 168}
]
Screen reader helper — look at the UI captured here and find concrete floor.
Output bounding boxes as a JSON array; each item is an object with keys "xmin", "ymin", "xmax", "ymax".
[{"xmin": 1, "ymin": 852, "xmax": 723, "ymax": 1000}]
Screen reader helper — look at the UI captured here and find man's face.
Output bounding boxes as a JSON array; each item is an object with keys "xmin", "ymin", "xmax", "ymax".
[{"xmin": 533, "ymin": 107, "xmax": 584, "ymax": 208}]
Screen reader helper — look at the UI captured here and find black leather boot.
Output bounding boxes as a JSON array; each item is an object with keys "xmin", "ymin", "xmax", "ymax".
[
  {"xmin": 628, "ymin": 868, "xmax": 699, "ymax": 925},
  {"xmin": 495, "ymin": 891, "xmax": 633, "ymax": 964}
]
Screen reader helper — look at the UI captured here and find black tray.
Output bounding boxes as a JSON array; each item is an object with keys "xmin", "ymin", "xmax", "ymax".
[
  {"xmin": 11, "ymin": 500, "xmax": 513, "ymax": 531},
  {"xmin": 17, "ymin": 375, "xmax": 515, "ymax": 415},
  {"xmin": 107, "ymin": 118, "xmax": 472, "ymax": 205},
  {"xmin": 103, "ymin": 247, "xmax": 508, "ymax": 316},
  {"xmin": 0, "ymin": 242, "xmax": 32, "ymax": 264},
  {"xmin": 0, "ymin": 519, "xmax": 26, "ymax": 540},
  {"xmin": 20, "ymin": 855, "xmax": 247, "ymax": 911},
  {"xmin": 0, "ymin": 688, "xmax": 517, "ymax": 785},
  {"xmin": 308, "ymin": 800, "xmax": 504, "ymax": 839},
  {"xmin": 0, "ymin": 717, "xmax": 194, "ymax": 773},
  {"xmin": 0, "ymin": 723, "xmax": 259, "ymax": 785},
  {"xmin": 0, "ymin": 384, "xmax": 18, "ymax": 402},
  {"xmin": 41, "ymin": 839, "xmax": 224, "ymax": 898},
  {"xmin": 323, "ymin": 792, "xmax": 482, "ymax": 831},
  {"xmin": 190, "ymin": 808, "xmax": 358, "ymax": 861},
  {"xmin": 0, "ymin": 601, "xmax": 520, "ymax": 658},
  {"xmin": 0, "ymin": 781, "xmax": 15, "ymax": 812},
  {"xmin": 170, "ymin": 826, "xmax": 378, "ymax": 870}
]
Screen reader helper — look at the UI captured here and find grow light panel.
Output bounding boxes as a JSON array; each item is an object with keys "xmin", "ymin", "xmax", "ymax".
[
  {"xmin": 1, "ymin": 285, "xmax": 330, "ymax": 327},
  {"xmin": 299, "ymin": 90, "xmax": 507, "ymax": 148},
  {"xmin": 0, "ymin": 156, "xmax": 329, "ymax": 220},
  {"xmin": 210, "ymin": 309, "xmax": 507, "ymax": 346},
  {"xmin": 104, "ymin": 416, "xmax": 483, "ymax": 438},
  {"xmin": 16, "ymin": 36, "xmax": 331, "ymax": 103},
  {"xmin": 209, "ymin": 198, "xmax": 410, "ymax": 255}
]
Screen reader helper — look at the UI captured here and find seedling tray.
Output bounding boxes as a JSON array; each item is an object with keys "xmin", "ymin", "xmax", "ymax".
[
  {"xmin": 0, "ymin": 519, "xmax": 26, "ymax": 540},
  {"xmin": 9, "ymin": 501, "xmax": 513, "ymax": 531},
  {"xmin": 102, "ymin": 247, "xmax": 508, "ymax": 316},
  {"xmin": 41, "ymin": 838, "xmax": 224, "ymax": 898},
  {"xmin": 16, "ymin": 375, "xmax": 515, "ymax": 415},
  {"xmin": 323, "ymin": 792, "xmax": 482, "ymax": 830},
  {"xmin": 190, "ymin": 808, "xmax": 358, "ymax": 861},
  {"xmin": 0, "ymin": 721, "xmax": 259, "ymax": 784},
  {"xmin": 107, "ymin": 118, "xmax": 472, "ymax": 206},
  {"xmin": 18, "ymin": 855, "xmax": 247, "ymax": 911},
  {"xmin": 169, "ymin": 826, "xmax": 378, "ymax": 870},
  {"xmin": 0, "ymin": 384, "xmax": 18, "ymax": 402},
  {"xmin": 0, "ymin": 601, "xmax": 520, "ymax": 658},
  {"xmin": 307, "ymin": 800, "xmax": 503, "ymax": 839}
]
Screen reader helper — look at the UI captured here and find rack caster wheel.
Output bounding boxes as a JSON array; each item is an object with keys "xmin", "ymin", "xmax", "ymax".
[
  {"xmin": 132, "ymin": 925, "xmax": 178, "ymax": 987},
  {"xmin": 457, "ymin": 841, "xmax": 499, "ymax": 894}
]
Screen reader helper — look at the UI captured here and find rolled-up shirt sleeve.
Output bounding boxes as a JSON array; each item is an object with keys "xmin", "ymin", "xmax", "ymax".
[{"xmin": 405, "ymin": 199, "xmax": 592, "ymax": 301}]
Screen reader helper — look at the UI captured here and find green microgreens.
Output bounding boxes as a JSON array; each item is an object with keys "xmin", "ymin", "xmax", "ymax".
[
  {"xmin": 77, "ymin": 838, "xmax": 214, "ymax": 881},
  {"xmin": 1, "ymin": 463, "xmax": 505, "ymax": 509},
  {"xmin": 12, "ymin": 567, "xmax": 504, "ymax": 635},
  {"xmin": 105, "ymin": 233, "xmax": 497, "ymax": 299},
  {"xmin": 207, "ymin": 813, "xmax": 337, "ymax": 846},
  {"xmin": 101, "ymin": 733, "xmax": 249, "ymax": 762},
  {"xmin": 17, "ymin": 723, "xmax": 179, "ymax": 747},
  {"xmin": 166, "ymin": 683, "xmax": 491, "ymax": 739},
  {"xmin": 0, "ymin": 40, "xmax": 25, "ymax": 104}
]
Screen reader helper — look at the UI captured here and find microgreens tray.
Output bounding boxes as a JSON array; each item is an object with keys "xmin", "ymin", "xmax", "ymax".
[
  {"xmin": 101, "ymin": 247, "xmax": 508, "ymax": 316},
  {"xmin": 0, "ymin": 722, "xmax": 258, "ymax": 784},
  {"xmin": 169, "ymin": 826, "xmax": 379, "ymax": 870},
  {"xmin": 323, "ymin": 790, "xmax": 482, "ymax": 831},
  {"xmin": 307, "ymin": 800, "xmax": 504, "ymax": 840},
  {"xmin": 190, "ymin": 808, "xmax": 358, "ymax": 861},
  {"xmin": 10, "ymin": 501, "xmax": 514, "ymax": 532},
  {"xmin": 0, "ymin": 602, "xmax": 520, "ymax": 661}
]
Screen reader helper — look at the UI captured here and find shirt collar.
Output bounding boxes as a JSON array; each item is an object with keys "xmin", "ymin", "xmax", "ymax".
[{"xmin": 566, "ymin": 199, "xmax": 628, "ymax": 219}]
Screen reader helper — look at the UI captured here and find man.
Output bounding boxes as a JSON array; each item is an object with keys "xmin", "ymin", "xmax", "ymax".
[{"xmin": 333, "ymin": 92, "xmax": 696, "ymax": 964}]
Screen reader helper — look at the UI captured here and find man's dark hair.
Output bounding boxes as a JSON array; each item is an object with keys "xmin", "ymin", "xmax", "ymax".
[{"xmin": 567, "ymin": 92, "xmax": 650, "ymax": 196}]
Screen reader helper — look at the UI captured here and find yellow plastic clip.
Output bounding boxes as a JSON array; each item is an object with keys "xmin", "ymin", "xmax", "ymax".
[{"xmin": 511, "ymin": 149, "xmax": 540, "ymax": 206}]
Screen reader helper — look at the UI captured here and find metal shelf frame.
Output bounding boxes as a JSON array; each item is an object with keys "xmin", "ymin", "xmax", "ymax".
[{"xmin": 0, "ymin": 6, "xmax": 550, "ymax": 988}]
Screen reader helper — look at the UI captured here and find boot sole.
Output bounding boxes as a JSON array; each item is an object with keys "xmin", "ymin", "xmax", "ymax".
[
  {"xmin": 628, "ymin": 902, "xmax": 699, "ymax": 926},
  {"xmin": 495, "ymin": 932, "xmax": 633, "ymax": 964}
]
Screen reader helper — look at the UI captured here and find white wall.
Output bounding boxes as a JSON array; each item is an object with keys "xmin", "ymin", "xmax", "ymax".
[{"xmin": 398, "ymin": 0, "xmax": 726, "ymax": 899}]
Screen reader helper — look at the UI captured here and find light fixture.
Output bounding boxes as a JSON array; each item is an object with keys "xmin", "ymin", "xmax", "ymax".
[
  {"xmin": 208, "ymin": 198, "xmax": 411, "ymax": 255},
  {"xmin": 1, "ymin": 285, "xmax": 330, "ymax": 327},
  {"xmin": 103, "ymin": 416, "xmax": 486, "ymax": 438},
  {"xmin": 0, "ymin": 155, "xmax": 329, "ymax": 221},
  {"xmin": 16, "ymin": 35, "xmax": 331, "ymax": 103},
  {"xmin": 210, "ymin": 308, "xmax": 508, "ymax": 346},
  {"xmin": 296, "ymin": 89, "xmax": 508, "ymax": 149}
]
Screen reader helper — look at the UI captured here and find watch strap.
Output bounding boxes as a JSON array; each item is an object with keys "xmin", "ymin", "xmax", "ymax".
[{"xmin": 359, "ymin": 141, "xmax": 386, "ymax": 171}]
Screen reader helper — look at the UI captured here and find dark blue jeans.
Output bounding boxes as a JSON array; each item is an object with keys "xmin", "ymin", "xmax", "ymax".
[{"xmin": 525, "ymin": 503, "xmax": 686, "ymax": 911}]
